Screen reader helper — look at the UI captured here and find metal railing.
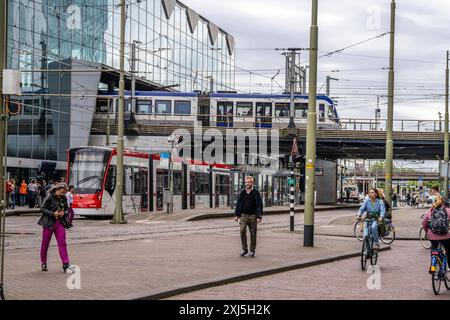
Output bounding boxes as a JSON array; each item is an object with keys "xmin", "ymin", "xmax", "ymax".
[{"xmin": 92, "ymin": 112, "xmax": 446, "ymax": 134}]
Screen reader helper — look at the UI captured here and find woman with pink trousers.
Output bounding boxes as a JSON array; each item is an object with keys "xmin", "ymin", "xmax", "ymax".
[{"xmin": 38, "ymin": 183, "xmax": 73, "ymax": 272}]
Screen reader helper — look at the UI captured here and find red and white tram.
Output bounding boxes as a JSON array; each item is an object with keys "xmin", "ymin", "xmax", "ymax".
[{"xmin": 67, "ymin": 146, "xmax": 233, "ymax": 217}]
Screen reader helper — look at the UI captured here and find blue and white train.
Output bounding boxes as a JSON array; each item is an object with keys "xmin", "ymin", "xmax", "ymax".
[{"xmin": 96, "ymin": 91, "xmax": 340, "ymax": 129}]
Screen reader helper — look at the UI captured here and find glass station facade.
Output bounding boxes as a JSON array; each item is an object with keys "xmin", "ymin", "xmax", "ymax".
[{"xmin": 6, "ymin": 0, "xmax": 235, "ymax": 179}]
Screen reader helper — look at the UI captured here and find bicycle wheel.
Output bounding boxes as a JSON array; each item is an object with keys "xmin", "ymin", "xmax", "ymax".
[
  {"xmin": 354, "ymin": 220, "xmax": 364, "ymax": 241},
  {"xmin": 420, "ymin": 227, "xmax": 432, "ymax": 250},
  {"xmin": 399, "ymin": 200, "xmax": 406, "ymax": 207},
  {"xmin": 380, "ymin": 225, "xmax": 396, "ymax": 245},
  {"xmin": 361, "ymin": 238, "xmax": 368, "ymax": 271},
  {"xmin": 432, "ymin": 260, "xmax": 443, "ymax": 295},
  {"xmin": 445, "ymin": 263, "xmax": 450, "ymax": 290}
]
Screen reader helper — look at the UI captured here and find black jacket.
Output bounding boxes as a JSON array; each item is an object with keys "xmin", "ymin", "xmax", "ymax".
[
  {"xmin": 234, "ymin": 188, "xmax": 263, "ymax": 219},
  {"xmin": 38, "ymin": 194, "xmax": 70, "ymax": 229}
]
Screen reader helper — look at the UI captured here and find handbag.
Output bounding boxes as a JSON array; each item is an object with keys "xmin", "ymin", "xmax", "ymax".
[{"xmin": 60, "ymin": 212, "xmax": 73, "ymax": 229}]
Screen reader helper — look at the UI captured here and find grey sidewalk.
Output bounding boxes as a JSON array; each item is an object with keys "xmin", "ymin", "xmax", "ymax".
[{"xmin": 3, "ymin": 226, "xmax": 367, "ymax": 300}]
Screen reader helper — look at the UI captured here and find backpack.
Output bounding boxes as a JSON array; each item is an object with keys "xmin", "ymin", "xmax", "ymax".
[
  {"xmin": 5, "ymin": 182, "xmax": 12, "ymax": 193},
  {"xmin": 429, "ymin": 207, "xmax": 449, "ymax": 235}
]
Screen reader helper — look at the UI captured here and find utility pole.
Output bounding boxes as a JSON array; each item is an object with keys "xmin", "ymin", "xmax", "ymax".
[
  {"xmin": 444, "ymin": 50, "xmax": 449, "ymax": 195},
  {"xmin": 304, "ymin": 0, "xmax": 318, "ymax": 247},
  {"xmin": 326, "ymin": 76, "xmax": 338, "ymax": 97},
  {"xmin": 288, "ymin": 50, "xmax": 297, "ymax": 129},
  {"xmin": 0, "ymin": 0, "xmax": 7, "ymax": 301},
  {"xmin": 384, "ymin": 0, "xmax": 396, "ymax": 214},
  {"xmin": 375, "ymin": 95, "xmax": 381, "ymax": 131},
  {"xmin": 111, "ymin": 0, "xmax": 127, "ymax": 224},
  {"xmin": 130, "ymin": 40, "xmax": 141, "ymax": 116}
]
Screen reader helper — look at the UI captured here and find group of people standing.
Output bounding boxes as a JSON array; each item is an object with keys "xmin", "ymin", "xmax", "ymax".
[{"xmin": 4, "ymin": 178, "xmax": 67, "ymax": 210}]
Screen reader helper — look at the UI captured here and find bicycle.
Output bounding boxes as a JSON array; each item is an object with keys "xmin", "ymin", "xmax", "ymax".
[
  {"xmin": 354, "ymin": 218, "xmax": 396, "ymax": 245},
  {"xmin": 360, "ymin": 217, "xmax": 380, "ymax": 271},
  {"xmin": 419, "ymin": 213, "xmax": 432, "ymax": 250},
  {"xmin": 429, "ymin": 244, "xmax": 450, "ymax": 295}
]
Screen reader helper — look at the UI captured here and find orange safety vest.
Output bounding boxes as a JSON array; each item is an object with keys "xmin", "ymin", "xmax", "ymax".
[{"xmin": 19, "ymin": 183, "xmax": 27, "ymax": 195}]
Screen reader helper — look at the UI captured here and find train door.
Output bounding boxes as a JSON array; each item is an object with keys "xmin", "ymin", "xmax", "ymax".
[
  {"xmin": 256, "ymin": 102, "xmax": 272, "ymax": 128},
  {"xmin": 217, "ymin": 101, "xmax": 234, "ymax": 127}
]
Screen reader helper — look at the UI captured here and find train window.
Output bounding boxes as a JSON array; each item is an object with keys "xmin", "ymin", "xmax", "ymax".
[
  {"xmin": 155, "ymin": 100, "xmax": 172, "ymax": 114},
  {"xmin": 275, "ymin": 103, "xmax": 289, "ymax": 118},
  {"xmin": 96, "ymin": 99, "xmax": 110, "ymax": 113},
  {"xmin": 125, "ymin": 99, "xmax": 132, "ymax": 113},
  {"xmin": 236, "ymin": 102, "xmax": 253, "ymax": 116},
  {"xmin": 327, "ymin": 105, "xmax": 335, "ymax": 119},
  {"xmin": 319, "ymin": 104, "xmax": 326, "ymax": 121},
  {"xmin": 217, "ymin": 102, "xmax": 233, "ymax": 125},
  {"xmin": 137, "ymin": 100, "xmax": 152, "ymax": 114},
  {"xmin": 295, "ymin": 103, "xmax": 308, "ymax": 118},
  {"xmin": 174, "ymin": 101, "xmax": 191, "ymax": 115}
]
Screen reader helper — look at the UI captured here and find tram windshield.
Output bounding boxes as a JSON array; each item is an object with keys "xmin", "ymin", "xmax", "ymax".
[{"xmin": 69, "ymin": 149, "xmax": 110, "ymax": 194}]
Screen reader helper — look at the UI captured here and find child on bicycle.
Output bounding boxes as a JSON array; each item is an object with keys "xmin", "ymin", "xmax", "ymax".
[
  {"xmin": 356, "ymin": 188, "xmax": 386, "ymax": 251},
  {"xmin": 422, "ymin": 195, "xmax": 450, "ymax": 270}
]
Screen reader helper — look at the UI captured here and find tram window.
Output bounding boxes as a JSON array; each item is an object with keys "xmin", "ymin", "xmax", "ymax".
[
  {"xmin": 295, "ymin": 103, "xmax": 308, "ymax": 118},
  {"xmin": 194, "ymin": 173, "xmax": 210, "ymax": 195},
  {"xmin": 132, "ymin": 167, "xmax": 141, "ymax": 195},
  {"xmin": 236, "ymin": 102, "xmax": 253, "ymax": 116},
  {"xmin": 124, "ymin": 166, "xmax": 133, "ymax": 195},
  {"xmin": 105, "ymin": 165, "xmax": 116, "ymax": 196},
  {"xmin": 155, "ymin": 100, "xmax": 172, "ymax": 114},
  {"xmin": 174, "ymin": 101, "xmax": 191, "ymax": 115},
  {"xmin": 275, "ymin": 103, "xmax": 289, "ymax": 118},
  {"xmin": 137, "ymin": 100, "xmax": 152, "ymax": 114}
]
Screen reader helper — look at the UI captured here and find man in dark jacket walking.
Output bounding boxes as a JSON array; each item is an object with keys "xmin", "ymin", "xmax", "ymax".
[{"xmin": 234, "ymin": 176, "xmax": 263, "ymax": 257}]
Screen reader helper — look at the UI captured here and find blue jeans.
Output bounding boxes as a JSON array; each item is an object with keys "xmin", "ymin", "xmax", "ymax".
[
  {"xmin": 20, "ymin": 194, "xmax": 26, "ymax": 206},
  {"xmin": 9, "ymin": 192, "xmax": 15, "ymax": 209},
  {"xmin": 365, "ymin": 220, "xmax": 380, "ymax": 245}
]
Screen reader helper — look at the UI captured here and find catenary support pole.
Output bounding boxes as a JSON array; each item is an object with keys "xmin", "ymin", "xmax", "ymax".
[
  {"xmin": 111, "ymin": 0, "xmax": 127, "ymax": 224},
  {"xmin": 385, "ymin": 0, "xmax": 396, "ymax": 218},
  {"xmin": 304, "ymin": 0, "xmax": 318, "ymax": 247}
]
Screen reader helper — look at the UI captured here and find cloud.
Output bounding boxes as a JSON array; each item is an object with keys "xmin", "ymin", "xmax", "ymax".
[{"xmin": 182, "ymin": 0, "xmax": 450, "ymax": 121}]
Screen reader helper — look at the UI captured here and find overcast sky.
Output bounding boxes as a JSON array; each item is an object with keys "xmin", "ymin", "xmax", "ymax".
[{"xmin": 183, "ymin": 0, "xmax": 450, "ymax": 125}]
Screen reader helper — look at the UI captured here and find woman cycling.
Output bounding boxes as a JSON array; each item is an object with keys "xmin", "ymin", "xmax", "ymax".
[
  {"xmin": 422, "ymin": 194, "xmax": 450, "ymax": 272},
  {"xmin": 356, "ymin": 188, "xmax": 386, "ymax": 251}
]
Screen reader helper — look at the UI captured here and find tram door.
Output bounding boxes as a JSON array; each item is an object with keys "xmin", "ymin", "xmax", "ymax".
[
  {"xmin": 190, "ymin": 173, "xmax": 196, "ymax": 209},
  {"xmin": 217, "ymin": 101, "xmax": 234, "ymax": 128},
  {"xmin": 215, "ymin": 174, "xmax": 230, "ymax": 208},
  {"xmin": 256, "ymin": 102, "xmax": 272, "ymax": 128},
  {"xmin": 140, "ymin": 168, "xmax": 149, "ymax": 212},
  {"xmin": 156, "ymin": 169, "xmax": 168, "ymax": 211}
]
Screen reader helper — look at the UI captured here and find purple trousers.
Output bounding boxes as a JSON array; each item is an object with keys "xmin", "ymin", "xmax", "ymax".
[{"xmin": 40, "ymin": 220, "xmax": 70, "ymax": 265}]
